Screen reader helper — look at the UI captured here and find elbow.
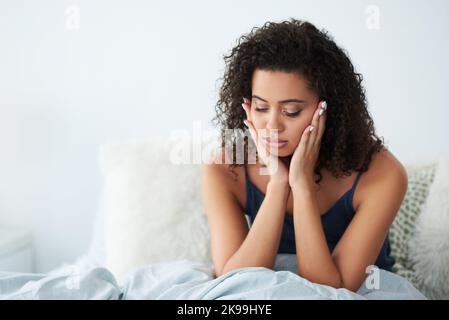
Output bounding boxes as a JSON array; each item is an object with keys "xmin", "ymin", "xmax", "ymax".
[
  {"xmin": 213, "ymin": 262, "xmax": 228, "ymax": 278},
  {"xmin": 338, "ymin": 276, "xmax": 363, "ymax": 293},
  {"xmin": 215, "ymin": 267, "xmax": 232, "ymax": 278},
  {"xmin": 307, "ymin": 271, "xmax": 343, "ymax": 289},
  {"xmin": 298, "ymin": 269, "xmax": 344, "ymax": 290},
  {"xmin": 214, "ymin": 269, "xmax": 224, "ymax": 278},
  {"xmin": 216, "ymin": 262, "xmax": 236, "ymax": 277},
  {"xmin": 329, "ymin": 276, "xmax": 346, "ymax": 291},
  {"xmin": 213, "ymin": 266, "xmax": 223, "ymax": 278},
  {"xmin": 339, "ymin": 281, "xmax": 361, "ymax": 293}
]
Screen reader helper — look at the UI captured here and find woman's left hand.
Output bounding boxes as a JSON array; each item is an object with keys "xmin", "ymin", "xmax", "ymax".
[{"xmin": 289, "ymin": 100, "xmax": 328, "ymax": 191}]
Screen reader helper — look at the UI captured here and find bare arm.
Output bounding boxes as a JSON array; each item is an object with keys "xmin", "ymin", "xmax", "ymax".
[
  {"xmin": 291, "ymin": 159, "xmax": 407, "ymax": 291},
  {"xmin": 218, "ymin": 180, "xmax": 290, "ymax": 276},
  {"xmin": 292, "ymin": 186, "xmax": 343, "ymax": 288},
  {"xmin": 212, "ymin": 97, "xmax": 292, "ymax": 276}
]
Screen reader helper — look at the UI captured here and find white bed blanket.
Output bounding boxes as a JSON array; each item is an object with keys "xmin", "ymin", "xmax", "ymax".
[{"xmin": 0, "ymin": 258, "xmax": 426, "ymax": 300}]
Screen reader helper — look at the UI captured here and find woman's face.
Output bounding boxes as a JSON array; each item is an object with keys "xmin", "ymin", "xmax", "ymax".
[{"xmin": 250, "ymin": 69, "xmax": 320, "ymax": 157}]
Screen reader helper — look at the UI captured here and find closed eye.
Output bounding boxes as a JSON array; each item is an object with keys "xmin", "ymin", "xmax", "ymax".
[{"xmin": 255, "ymin": 107, "xmax": 302, "ymax": 117}]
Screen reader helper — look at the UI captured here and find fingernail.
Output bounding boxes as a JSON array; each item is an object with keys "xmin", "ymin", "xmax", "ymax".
[
  {"xmin": 241, "ymin": 103, "xmax": 245, "ymax": 109},
  {"xmin": 243, "ymin": 120, "xmax": 249, "ymax": 127},
  {"xmin": 309, "ymin": 126, "xmax": 314, "ymax": 132},
  {"xmin": 321, "ymin": 101, "xmax": 327, "ymax": 110},
  {"xmin": 319, "ymin": 109, "xmax": 324, "ymax": 116},
  {"xmin": 243, "ymin": 97, "xmax": 249, "ymax": 103}
]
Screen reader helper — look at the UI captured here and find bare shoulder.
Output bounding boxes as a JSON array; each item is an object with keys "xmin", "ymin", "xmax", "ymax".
[
  {"xmin": 355, "ymin": 147, "xmax": 408, "ymax": 210},
  {"xmin": 368, "ymin": 147, "xmax": 408, "ymax": 181},
  {"xmin": 201, "ymin": 147, "xmax": 244, "ymax": 203},
  {"xmin": 201, "ymin": 147, "xmax": 240, "ymax": 182}
]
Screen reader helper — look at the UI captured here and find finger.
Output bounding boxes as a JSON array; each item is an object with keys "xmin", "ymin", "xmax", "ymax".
[
  {"xmin": 241, "ymin": 103, "xmax": 250, "ymax": 122},
  {"xmin": 308, "ymin": 101, "xmax": 324, "ymax": 152},
  {"xmin": 243, "ymin": 119, "xmax": 257, "ymax": 146},
  {"xmin": 243, "ymin": 119, "xmax": 257, "ymax": 164},
  {"xmin": 243, "ymin": 119, "xmax": 265, "ymax": 161},
  {"xmin": 243, "ymin": 120, "xmax": 269, "ymax": 166},
  {"xmin": 298, "ymin": 124, "xmax": 313, "ymax": 158},
  {"xmin": 314, "ymin": 101, "xmax": 327, "ymax": 150},
  {"xmin": 308, "ymin": 102, "xmax": 322, "ymax": 146},
  {"xmin": 242, "ymin": 98, "xmax": 252, "ymax": 122}
]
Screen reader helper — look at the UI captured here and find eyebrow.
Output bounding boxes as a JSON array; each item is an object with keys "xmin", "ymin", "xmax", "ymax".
[{"xmin": 251, "ymin": 95, "xmax": 307, "ymax": 104}]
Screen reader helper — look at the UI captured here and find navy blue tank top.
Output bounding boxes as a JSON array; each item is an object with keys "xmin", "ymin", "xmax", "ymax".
[{"xmin": 243, "ymin": 164, "xmax": 395, "ymax": 272}]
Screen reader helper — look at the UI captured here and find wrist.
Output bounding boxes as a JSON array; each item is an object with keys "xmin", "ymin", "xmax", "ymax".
[
  {"xmin": 268, "ymin": 177, "xmax": 289, "ymax": 188},
  {"xmin": 291, "ymin": 182, "xmax": 316, "ymax": 195},
  {"xmin": 267, "ymin": 179, "xmax": 290, "ymax": 194},
  {"xmin": 267, "ymin": 181, "xmax": 291, "ymax": 206}
]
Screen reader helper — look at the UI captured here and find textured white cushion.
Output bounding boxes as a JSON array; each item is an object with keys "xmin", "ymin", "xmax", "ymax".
[
  {"xmin": 389, "ymin": 161, "xmax": 437, "ymax": 287},
  {"xmin": 408, "ymin": 157, "xmax": 449, "ymax": 300},
  {"xmin": 99, "ymin": 136, "xmax": 217, "ymax": 284}
]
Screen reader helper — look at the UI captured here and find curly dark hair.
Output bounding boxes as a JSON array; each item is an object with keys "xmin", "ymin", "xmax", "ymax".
[{"xmin": 211, "ymin": 18, "xmax": 386, "ymax": 185}]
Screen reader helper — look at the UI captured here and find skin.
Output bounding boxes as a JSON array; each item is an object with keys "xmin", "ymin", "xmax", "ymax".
[
  {"xmin": 202, "ymin": 69, "xmax": 408, "ymax": 292},
  {"xmin": 242, "ymin": 69, "xmax": 326, "ymax": 189}
]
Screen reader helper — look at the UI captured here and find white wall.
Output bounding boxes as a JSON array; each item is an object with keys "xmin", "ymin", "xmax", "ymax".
[{"xmin": 0, "ymin": 0, "xmax": 448, "ymax": 272}]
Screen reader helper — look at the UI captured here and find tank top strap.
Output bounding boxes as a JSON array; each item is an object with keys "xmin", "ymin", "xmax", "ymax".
[
  {"xmin": 244, "ymin": 162, "xmax": 252, "ymax": 183},
  {"xmin": 243, "ymin": 162, "xmax": 252, "ymax": 214},
  {"xmin": 346, "ymin": 171, "xmax": 363, "ymax": 213},
  {"xmin": 352, "ymin": 171, "xmax": 363, "ymax": 191},
  {"xmin": 243, "ymin": 162, "xmax": 248, "ymax": 177}
]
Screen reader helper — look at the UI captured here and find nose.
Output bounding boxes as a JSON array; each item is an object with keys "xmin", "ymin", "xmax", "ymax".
[{"xmin": 266, "ymin": 111, "xmax": 285, "ymax": 136}]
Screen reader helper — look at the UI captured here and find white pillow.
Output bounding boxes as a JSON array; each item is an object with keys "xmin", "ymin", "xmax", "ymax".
[
  {"xmin": 409, "ymin": 156, "xmax": 449, "ymax": 300},
  {"xmin": 99, "ymin": 136, "xmax": 217, "ymax": 284}
]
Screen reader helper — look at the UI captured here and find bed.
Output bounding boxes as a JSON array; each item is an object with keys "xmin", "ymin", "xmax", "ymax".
[{"xmin": 1, "ymin": 136, "xmax": 448, "ymax": 300}]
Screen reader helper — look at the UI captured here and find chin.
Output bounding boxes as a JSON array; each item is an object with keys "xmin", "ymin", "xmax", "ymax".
[
  {"xmin": 264, "ymin": 145, "xmax": 294, "ymax": 157},
  {"xmin": 278, "ymin": 150, "xmax": 294, "ymax": 158}
]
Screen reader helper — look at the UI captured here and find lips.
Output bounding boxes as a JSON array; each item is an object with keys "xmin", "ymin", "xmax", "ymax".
[
  {"xmin": 263, "ymin": 138, "xmax": 288, "ymax": 149},
  {"xmin": 265, "ymin": 137, "xmax": 288, "ymax": 143}
]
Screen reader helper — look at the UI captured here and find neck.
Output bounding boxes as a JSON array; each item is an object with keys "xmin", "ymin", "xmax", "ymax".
[
  {"xmin": 255, "ymin": 154, "xmax": 292, "ymax": 168},
  {"xmin": 279, "ymin": 155, "xmax": 292, "ymax": 168}
]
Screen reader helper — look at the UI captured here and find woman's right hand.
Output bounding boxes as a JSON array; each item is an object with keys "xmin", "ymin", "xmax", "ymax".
[{"xmin": 241, "ymin": 97, "xmax": 289, "ymax": 185}]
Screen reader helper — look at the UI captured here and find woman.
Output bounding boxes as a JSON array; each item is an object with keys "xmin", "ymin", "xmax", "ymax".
[{"xmin": 201, "ymin": 19, "xmax": 407, "ymax": 292}]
